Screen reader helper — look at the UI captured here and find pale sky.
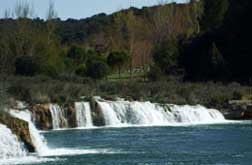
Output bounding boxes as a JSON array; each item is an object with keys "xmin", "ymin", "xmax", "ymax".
[{"xmin": 0, "ymin": 0, "xmax": 186, "ymax": 20}]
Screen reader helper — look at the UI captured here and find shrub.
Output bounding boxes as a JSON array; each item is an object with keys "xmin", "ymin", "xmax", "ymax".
[
  {"xmin": 152, "ymin": 40, "xmax": 179, "ymax": 75},
  {"xmin": 147, "ymin": 65, "xmax": 163, "ymax": 81},
  {"xmin": 75, "ymin": 64, "xmax": 86, "ymax": 76},
  {"xmin": 86, "ymin": 60, "xmax": 110, "ymax": 80},
  {"xmin": 107, "ymin": 51, "xmax": 130, "ymax": 79},
  {"xmin": 7, "ymin": 85, "xmax": 31, "ymax": 102},
  {"xmin": 15, "ymin": 56, "xmax": 40, "ymax": 76}
]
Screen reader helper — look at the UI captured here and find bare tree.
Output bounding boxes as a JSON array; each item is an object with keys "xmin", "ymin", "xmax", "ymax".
[
  {"xmin": 14, "ymin": 1, "xmax": 34, "ymax": 18},
  {"xmin": 0, "ymin": 40, "xmax": 10, "ymax": 113},
  {"xmin": 46, "ymin": 0, "xmax": 57, "ymax": 20},
  {"xmin": 46, "ymin": 0, "xmax": 57, "ymax": 45},
  {"xmin": 3, "ymin": 9, "xmax": 11, "ymax": 19}
]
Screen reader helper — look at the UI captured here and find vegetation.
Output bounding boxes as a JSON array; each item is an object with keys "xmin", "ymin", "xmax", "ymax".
[
  {"xmin": 3, "ymin": 76, "xmax": 252, "ymax": 110},
  {"xmin": 107, "ymin": 51, "xmax": 130, "ymax": 79},
  {"xmin": 0, "ymin": 0, "xmax": 251, "ymax": 109}
]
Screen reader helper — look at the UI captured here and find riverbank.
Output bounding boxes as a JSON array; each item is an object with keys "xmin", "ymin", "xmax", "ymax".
[
  {"xmin": 0, "ymin": 95, "xmax": 251, "ymax": 161},
  {"xmin": 3, "ymin": 75, "xmax": 252, "ymax": 110},
  {"xmin": 1, "ymin": 75, "xmax": 252, "ymax": 154}
]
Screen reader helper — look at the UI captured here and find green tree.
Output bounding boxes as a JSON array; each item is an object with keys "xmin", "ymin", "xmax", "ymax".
[
  {"xmin": 147, "ymin": 65, "xmax": 163, "ymax": 81},
  {"xmin": 210, "ymin": 42, "xmax": 229, "ymax": 79},
  {"xmin": 152, "ymin": 40, "xmax": 179, "ymax": 75},
  {"xmin": 15, "ymin": 56, "xmax": 40, "ymax": 76},
  {"xmin": 107, "ymin": 51, "xmax": 130, "ymax": 79},
  {"xmin": 67, "ymin": 45, "xmax": 87, "ymax": 64},
  {"xmin": 75, "ymin": 64, "xmax": 86, "ymax": 76},
  {"xmin": 200, "ymin": 0, "xmax": 229, "ymax": 31},
  {"xmin": 86, "ymin": 60, "xmax": 110, "ymax": 80}
]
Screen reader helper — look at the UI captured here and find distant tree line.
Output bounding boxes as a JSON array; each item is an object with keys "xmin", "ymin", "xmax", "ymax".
[{"xmin": 0, "ymin": 0, "xmax": 251, "ymax": 84}]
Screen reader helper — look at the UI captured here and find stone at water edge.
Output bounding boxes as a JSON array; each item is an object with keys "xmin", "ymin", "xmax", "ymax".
[
  {"xmin": 225, "ymin": 100, "xmax": 252, "ymax": 120},
  {"xmin": 31, "ymin": 104, "xmax": 53, "ymax": 130},
  {"xmin": 66, "ymin": 103, "xmax": 77, "ymax": 128},
  {"xmin": 0, "ymin": 112, "xmax": 35, "ymax": 152}
]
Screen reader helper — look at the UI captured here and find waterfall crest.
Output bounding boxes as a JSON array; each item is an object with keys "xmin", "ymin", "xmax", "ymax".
[
  {"xmin": 75, "ymin": 102, "xmax": 93, "ymax": 127},
  {"xmin": 97, "ymin": 101, "xmax": 226, "ymax": 126},
  {"xmin": 0, "ymin": 124, "xmax": 27, "ymax": 159}
]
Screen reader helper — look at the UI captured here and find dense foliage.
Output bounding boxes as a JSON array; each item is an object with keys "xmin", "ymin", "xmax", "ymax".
[
  {"xmin": 181, "ymin": 0, "xmax": 252, "ymax": 84},
  {"xmin": 0, "ymin": 0, "xmax": 251, "ymax": 98}
]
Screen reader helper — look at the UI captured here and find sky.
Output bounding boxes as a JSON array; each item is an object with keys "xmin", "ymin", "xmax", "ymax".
[{"xmin": 0, "ymin": 0, "xmax": 186, "ymax": 20}]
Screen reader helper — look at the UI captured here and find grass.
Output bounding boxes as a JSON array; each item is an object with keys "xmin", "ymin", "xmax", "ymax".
[{"xmin": 107, "ymin": 71, "xmax": 146, "ymax": 81}]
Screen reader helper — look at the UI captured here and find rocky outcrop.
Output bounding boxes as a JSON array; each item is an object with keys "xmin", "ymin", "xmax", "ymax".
[
  {"xmin": 0, "ymin": 112, "xmax": 35, "ymax": 152},
  {"xmin": 65, "ymin": 103, "xmax": 77, "ymax": 128},
  {"xmin": 224, "ymin": 100, "xmax": 252, "ymax": 120},
  {"xmin": 30, "ymin": 104, "xmax": 53, "ymax": 130},
  {"xmin": 91, "ymin": 98, "xmax": 105, "ymax": 126}
]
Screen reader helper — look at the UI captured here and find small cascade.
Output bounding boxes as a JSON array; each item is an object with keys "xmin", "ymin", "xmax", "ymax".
[
  {"xmin": 97, "ymin": 101, "xmax": 226, "ymax": 126},
  {"xmin": 75, "ymin": 102, "xmax": 93, "ymax": 127},
  {"xmin": 0, "ymin": 124, "xmax": 27, "ymax": 159},
  {"xmin": 169, "ymin": 105, "xmax": 225, "ymax": 123},
  {"xmin": 10, "ymin": 110, "xmax": 49, "ymax": 155},
  {"xmin": 50, "ymin": 104, "xmax": 68, "ymax": 129}
]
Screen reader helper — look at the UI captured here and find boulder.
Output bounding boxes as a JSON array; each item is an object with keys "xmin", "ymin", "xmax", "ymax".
[
  {"xmin": 0, "ymin": 112, "xmax": 35, "ymax": 152},
  {"xmin": 65, "ymin": 103, "xmax": 77, "ymax": 128},
  {"xmin": 30, "ymin": 104, "xmax": 53, "ymax": 130},
  {"xmin": 224, "ymin": 100, "xmax": 252, "ymax": 120},
  {"xmin": 90, "ymin": 98, "xmax": 105, "ymax": 126}
]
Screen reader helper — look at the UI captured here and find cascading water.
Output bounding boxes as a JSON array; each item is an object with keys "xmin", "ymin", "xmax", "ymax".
[
  {"xmin": 9, "ymin": 110, "xmax": 49, "ymax": 155},
  {"xmin": 97, "ymin": 101, "xmax": 226, "ymax": 126},
  {"xmin": 169, "ymin": 104, "xmax": 225, "ymax": 123},
  {"xmin": 9, "ymin": 109, "xmax": 105, "ymax": 158},
  {"xmin": 0, "ymin": 124, "xmax": 27, "ymax": 159},
  {"xmin": 50, "ymin": 104, "xmax": 68, "ymax": 129},
  {"xmin": 75, "ymin": 102, "xmax": 93, "ymax": 127}
]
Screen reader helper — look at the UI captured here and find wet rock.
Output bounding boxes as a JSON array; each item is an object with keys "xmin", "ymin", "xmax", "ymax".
[
  {"xmin": 30, "ymin": 104, "xmax": 53, "ymax": 130},
  {"xmin": 91, "ymin": 98, "xmax": 105, "ymax": 126},
  {"xmin": 65, "ymin": 103, "xmax": 77, "ymax": 128},
  {"xmin": 0, "ymin": 112, "xmax": 35, "ymax": 152},
  {"xmin": 224, "ymin": 100, "xmax": 252, "ymax": 120}
]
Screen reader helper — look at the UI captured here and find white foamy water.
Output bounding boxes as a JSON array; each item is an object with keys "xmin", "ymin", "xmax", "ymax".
[
  {"xmin": 8, "ymin": 110, "xmax": 115, "ymax": 158},
  {"xmin": 50, "ymin": 104, "xmax": 68, "ymax": 129},
  {"xmin": 97, "ymin": 101, "xmax": 226, "ymax": 126},
  {"xmin": 39, "ymin": 148, "xmax": 116, "ymax": 157},
  {"xmin": 9, "ymin": 110, "xmax": 50, "ymax": 155},
  {"xmin": 0, "ymin": 124, "xmax": 27, "ymax": 159},
  {"xmin": 75, "ymin": 102, "xmax": 93, "ymax": 128},
  {"xmin": 169, "ymin": 104, "xmax": 225, "ymax": 124},
  {"xmin": 0, "ymin": 157, "xmax": 58, "ymax": 165},
  {"xmin": 0, "ymin": 123, "xmax": 57, "ymax": 165}
]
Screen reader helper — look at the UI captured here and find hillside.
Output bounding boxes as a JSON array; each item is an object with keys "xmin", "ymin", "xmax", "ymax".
[{"xmin": 0, "ymin": 1, "xmax": 201, "ymax": 76}]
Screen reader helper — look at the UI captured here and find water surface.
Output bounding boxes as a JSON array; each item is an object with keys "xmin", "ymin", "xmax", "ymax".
[{"xmin": 28, "ymin": 122, "xmax": 252, "ymax": 165}]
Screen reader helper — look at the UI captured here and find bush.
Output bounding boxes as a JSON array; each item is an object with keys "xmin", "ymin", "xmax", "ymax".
[
  {"xmin": 7, "ymin": 85, "xmax": 31, "ymax": 101},
  {"xmin": 86, "ymin": 60, "xmax": 110, "ymax": 80},
  {"xmin": 147, "ymin": 65, "xmax": 163, "ymax": 81},
  {"xmin": 67, "ymin": 45, "xmax": 87, "ymax": 63},
  {"xmin": 15, "ymin": 56, "xmax": 40, "ymax": 76},
  {"xmin": 75, "ymin": 64, "xmax": 86, "ymax": 76},
  {"xmin": 107, "ymin": 51, "xmax": 130, "ymax": 78},
  {"xmin": 152, "ymin": 40, "xmax": 179, "ymax": 75}
]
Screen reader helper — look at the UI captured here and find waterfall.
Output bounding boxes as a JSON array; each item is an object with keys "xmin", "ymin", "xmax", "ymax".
[
  {"xmin": 169, "ymin": 105, "xmax": 225, "ymax": 123},
  {"xmin": 10, "ymin": 110, "xmax": 49, "ymax": 155},
  {"xmin": 0, "ymin": 124, "xmax": 27, "ymax": 159},
  {"xmin": 75, "ymin": 102, "xmax": 93, "ymax": 127},
  {"xmin": 50, "ymin": 104, "xmax": 68, "ymax": 129},
  {"xmin": 97, "ymin": 101, "xmax": 226, "ymax": 126}
]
